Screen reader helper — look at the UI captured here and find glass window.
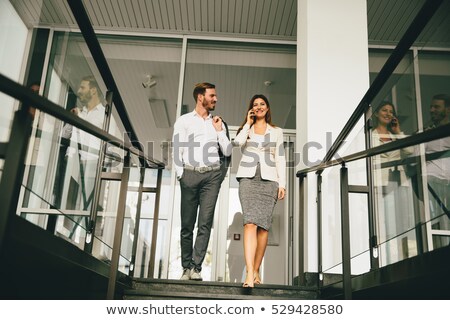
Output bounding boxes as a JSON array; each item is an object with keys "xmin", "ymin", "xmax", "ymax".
[
  {"xmin": 97, "ymin": 35, "xmax": 183, "ymax": 160},
  {"xmin": 97, "ymin": 35, "xmax": 183, "ymax": 278},
  {"xmin": 183, "ymin": 40, "xmax": 296, "ymax": 128},
  {"xmin": 19, "ymin": 32, "xmax": 109, "ymax": 247},
  {"xmin": 369, "ymin": 49, "xmax": 418, "ymax": 134},
  {"xmin": 0, "ymin": 0, "xmax": 28, "ymax": 142},
  {"xmin": 419, "ymin": 51, "xmax": 450, "ymax": 128},
  {"xmin": 368, "ymin": 49, "xmax": 421, "ymax": 266},
  {"xmin": 418, "ymin": 51, "xmax": 450, "ymax": 248}
]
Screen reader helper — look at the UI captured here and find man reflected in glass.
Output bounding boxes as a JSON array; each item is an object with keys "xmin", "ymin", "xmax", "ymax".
[
  {"xmin": 53, "ymin": 76, "xmax": 106, "ymax": 241},
  {"xmin": 425, "ymin": 94, "xmax": 450, "ymax": 241}
]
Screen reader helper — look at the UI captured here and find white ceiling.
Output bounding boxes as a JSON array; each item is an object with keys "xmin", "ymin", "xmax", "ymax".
[
  {"xmin": 11, "ymin": 0, "xmax": 298, "ymax": 39},
  {"xmin": 10, "ymin": 0, "xmax": 450, "ymax": 46}
]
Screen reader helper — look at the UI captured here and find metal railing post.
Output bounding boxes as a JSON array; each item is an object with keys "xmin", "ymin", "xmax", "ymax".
[
  {"xmin": 147, "ymin": 168, "xmax": 163, "ymax": 278},
  {"xmin": 365, "ymin": 115, "xmax": 380, "ymax": 270},
  {"xmin": 298, "ymin": 172, "xmax": 306, "ymax": 285},
  {"xmin": 317, "ymin": 173, "xmax": 323, "ymax": 286},
  {"xmin": 107, "ymin": 151, "xmax": 130, "ymax": 299},
  {"xmin": 129, "ymin": 167, "xmax": 145, "ymax": 278},
  {"xmin": 85, "ymin": 90, "xmax": 114, "ymax": 253},
  {"xmin": 340, "ymin": 164, "xmax": 352, "ymax": 299}
]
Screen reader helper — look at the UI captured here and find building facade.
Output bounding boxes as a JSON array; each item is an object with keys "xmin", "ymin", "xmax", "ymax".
[{"xmin": 0, "ymin": 0, "xmax": 449, "ymax": 295}]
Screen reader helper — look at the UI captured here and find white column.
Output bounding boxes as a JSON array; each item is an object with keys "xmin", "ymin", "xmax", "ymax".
[{"xmin": 296, "ymin": 0, "xmax": 370, "ymax": 272}]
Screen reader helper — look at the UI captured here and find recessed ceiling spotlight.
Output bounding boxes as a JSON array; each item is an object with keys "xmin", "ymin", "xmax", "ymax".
[{"xmin": 264, "ymin": 81, "xmax": 272, "ymax": 87}]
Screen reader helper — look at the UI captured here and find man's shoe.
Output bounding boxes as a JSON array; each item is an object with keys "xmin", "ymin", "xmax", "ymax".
[
  {"xmin": 180, "ymin": 268, "xmax": 191, "ymax": 280},
  {"xmin": 190, "ymin": 268, "xmax": 202, "ymax": 281}
]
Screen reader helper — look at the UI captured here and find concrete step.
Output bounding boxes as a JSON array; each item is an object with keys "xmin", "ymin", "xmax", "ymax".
[{"xmin": 123, "ymin": 278, "xmax": 318, "ymax": 300}]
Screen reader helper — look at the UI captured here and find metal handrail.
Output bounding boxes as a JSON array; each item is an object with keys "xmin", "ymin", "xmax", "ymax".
[{"xmin": 297, "ymin": 123, "xmax": 450, "ymax": 177}]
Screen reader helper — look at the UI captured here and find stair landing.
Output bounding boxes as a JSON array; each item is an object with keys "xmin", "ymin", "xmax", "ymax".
[{"xmin": 123, "ymin": 278, "xmax": 318, "ymax": 300}]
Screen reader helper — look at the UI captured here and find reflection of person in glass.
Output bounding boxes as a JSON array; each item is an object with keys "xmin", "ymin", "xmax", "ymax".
[
  {"xmin": 371, "ymin": 101, "xmax": 415, "ymax": 262},
  {"xmin": 425, "ymin": 94, "xmax": 450, "ymax": 230},
  {"xmin": 234, "ymin": 94, "xmax": 286, "ymax": 287},
  {"xmin": 68, "ymin": 76, "xmax": 105, "ymax": 155},
  {"xmin": 372, "ymin": 101, "xmax": 412, "ymax": 185},
  {"xmin": 64, "ymin": 76, "xmax": 105, "ymax": 211}
]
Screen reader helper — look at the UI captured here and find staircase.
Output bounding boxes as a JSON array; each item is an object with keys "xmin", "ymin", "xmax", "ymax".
[{"xmin": 123, "ymin": 279, "xmax": 318, "ymax": 300}]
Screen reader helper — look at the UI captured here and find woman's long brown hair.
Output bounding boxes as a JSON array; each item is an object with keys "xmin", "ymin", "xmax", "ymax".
[
  {"xmin": 236, "ymin": 94, "xmax": 276, "ymax": 135},
  {"xmin": 372, "ymin": 100, "xmax": 397, "ymax": 132}
]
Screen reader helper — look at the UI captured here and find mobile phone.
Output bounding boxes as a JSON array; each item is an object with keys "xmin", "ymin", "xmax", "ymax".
[{"xmin": 388, "ymin": 118, "xmax": 397, "ymax": 130}]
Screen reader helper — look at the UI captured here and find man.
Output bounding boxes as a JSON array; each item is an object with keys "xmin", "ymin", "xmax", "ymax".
[
  {"xmin": 71, "ymin": 76, "xmax": 105, "ymax": 158},
  {"xmin": 64, "ymin": 76, "xmax": 105, "ymax": 211},
  {"xmin": 425, "ymin": 94, "xmax": 450, "ymax": 225},
  {"xmin": 172, "ymin": 82, "xmax": 232, "ymax": 281}
]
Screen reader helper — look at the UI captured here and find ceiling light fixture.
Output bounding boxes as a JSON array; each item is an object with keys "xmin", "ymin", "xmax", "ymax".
[{"xmin": 142, "ymin": 75, "xmax": 157, "ymax": 88}]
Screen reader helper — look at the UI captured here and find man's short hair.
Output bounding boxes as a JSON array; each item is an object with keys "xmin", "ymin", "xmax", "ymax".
[
  {"xmin": 432, "ymin": 94, "xmax": 450, "ymax": 108},
  {"xmin": 81, "ymin": 75, "xmax": 103, "ymax": 99},
  {"xmin": 193, "ymin": 82, "xmax": 215, "ymax": 102},
  {"xmin": 82, "ymin": 75, "xmax": 100, "ymax": 91}
]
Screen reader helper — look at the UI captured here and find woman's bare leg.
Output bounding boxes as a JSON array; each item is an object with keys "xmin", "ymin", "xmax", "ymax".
[
  {"xmin": 253, "ymin": 227, "xmax": 268, "ymax": 284},
  {"xmin": 243, "ymin": 223, "xmax": 257, "ymax": 287}
]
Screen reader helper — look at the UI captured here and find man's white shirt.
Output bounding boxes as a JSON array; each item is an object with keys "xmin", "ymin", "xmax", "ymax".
[
  {"xmin": 67, "ymin": 103, "xmax": 106, "ymax": 161},
  {"xmin": 172, "ymin": 110, "xmax": 232, "ymax": 179}
]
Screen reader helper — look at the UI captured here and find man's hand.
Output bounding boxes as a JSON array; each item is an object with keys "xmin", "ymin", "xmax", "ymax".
[
  {"xmin": 212, "ymin": 116, "xmax": 223, "ymax": 132},
  {"xmin": 70, "ymin": 107, "xmax": 79, "ymax": 116}
]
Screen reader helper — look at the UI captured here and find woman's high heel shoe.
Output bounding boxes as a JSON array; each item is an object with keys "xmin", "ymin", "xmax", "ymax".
[
  {"xmin": 243, "ymin": 272, "xmax": 254, "ymax": 288},
  {"xmin": 254, "ymin": 271, "xmax": 261, "ymax": 285}
]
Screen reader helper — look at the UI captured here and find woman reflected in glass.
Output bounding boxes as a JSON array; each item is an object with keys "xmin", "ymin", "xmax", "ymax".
[{"xmin": 371, "ymin": 101, "xmax": 415, "ymax": 264}]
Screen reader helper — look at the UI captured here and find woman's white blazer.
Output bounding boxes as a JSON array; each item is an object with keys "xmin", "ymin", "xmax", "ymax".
[{"xmin": 233, "ymin": 123, "xmax": 286, "ymax": 189}]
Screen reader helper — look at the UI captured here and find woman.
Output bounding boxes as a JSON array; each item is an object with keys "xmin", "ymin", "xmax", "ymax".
[
  {"xmin": 234, "ymin": 94, "xmax": 286, "ymax": 287},
  {"xmin": 371, "ymin": 101, "xmax": 415, "ymax": 263},
  {"xmin": 372, "ymin": 101, "xmax": 412, "ymax": 190}
]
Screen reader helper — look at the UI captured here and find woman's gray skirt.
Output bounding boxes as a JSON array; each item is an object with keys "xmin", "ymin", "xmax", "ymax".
[{"xmin": 238, "ymin": 164, "xmax": 278, "ymax": 230}]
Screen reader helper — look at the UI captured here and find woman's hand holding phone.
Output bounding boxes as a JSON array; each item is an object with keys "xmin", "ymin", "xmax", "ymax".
[
  {"xmin": 389, "ymin": 117, "xmax": 401, "ymax": 134},
  {"xmin": 247, "ymin": 109, "xmax": 256, "ymax": 125}
]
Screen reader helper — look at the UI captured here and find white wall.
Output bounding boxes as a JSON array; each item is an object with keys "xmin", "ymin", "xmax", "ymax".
[{"xmin": 297, "ymin": 0, "xmax": 370, "ymax": 272}]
